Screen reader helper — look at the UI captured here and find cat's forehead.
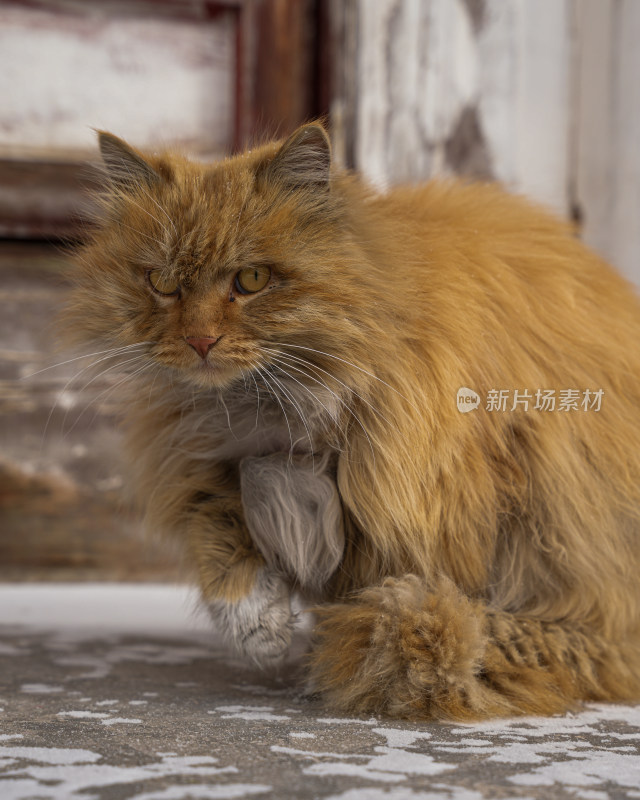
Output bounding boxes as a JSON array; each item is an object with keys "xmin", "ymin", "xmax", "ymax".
[
  {"xmin": 169, "ymin": 158, "xmax": 253, "ymax": 220},
  {"xmin": 197, "ymin": 142, "xmax": 276, "ymax": 204},
  {"xmin": 162, "ymin": 159, "xmax": 259, "ymax": 276},
  {"xmin": 203, "ymin": 159, "xmax": 254, "ymax": 204},
  {"xmin": 141, "ymin": 143, "xmax": 288, "ymax": 281}
]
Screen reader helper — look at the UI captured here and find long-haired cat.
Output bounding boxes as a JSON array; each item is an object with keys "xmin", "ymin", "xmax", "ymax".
[{"xmin": 63, "ymin": 122, "xmax": 640, "ymax": 721}]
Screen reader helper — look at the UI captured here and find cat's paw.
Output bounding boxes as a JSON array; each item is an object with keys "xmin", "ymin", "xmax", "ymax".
[
  {"xmin": 207, "ymin": 569, "xmax": 295, "ymax": 668},
  {"xmin": 308, "ymin": 575, "xmax": 487, "ymax": 719}
]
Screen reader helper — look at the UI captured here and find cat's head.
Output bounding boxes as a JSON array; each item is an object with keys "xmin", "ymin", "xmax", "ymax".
[{"xmin": 65, "ymin": 123, "xmax": 376, "ymax": 392}]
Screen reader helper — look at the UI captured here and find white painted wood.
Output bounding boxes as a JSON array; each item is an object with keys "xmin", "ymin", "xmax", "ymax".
[
  {"xmin": 355, "ymin": 0, "xmax": 478, "ymax": 187},
  {"xmin": 573, "ymin": 0, "xmax": 617, "ymax": 262},
  {"xmin": 612, "ymin": 0, "xmax": 640, "ymax": 287},
  {"xmin": 354, "ymin": 0, "xmax": 571, "ymax": 210},
  {"xmin": 343, "ymin": 0, "xmax": 640, "ymax": 285},
  {"xmin": 0, "ymin": 5, "xmax": 234, "ymax": 158},
  {"xmin": 477, "ymin": 0, "xmax": 572, "ymax": 213},
  {"xmin": 575, "ymin": 0, "xmax": 640, "ymax": 286}
]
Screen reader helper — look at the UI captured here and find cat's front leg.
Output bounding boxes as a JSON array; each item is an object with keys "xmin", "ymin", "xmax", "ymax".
[
  {"xmin": 239, "ymin": 451, "xmax": 345, "ymax": 593},
  {"xmin": 187, "ymin": 491, "xmax": 295, "ymax": 667},
  {"xmin": 207, "ymin": 567, "xmax": 295, "ymax": 667}
]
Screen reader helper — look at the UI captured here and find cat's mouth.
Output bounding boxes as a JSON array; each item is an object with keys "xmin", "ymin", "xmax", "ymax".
[
  {"xmin": 195, "ymin": 359, "xmax": 217, "ymax": 372},
  {"xmin": 160, "ymin": 341, "xmax": 257, "ymax": 389},
  {"xmin": 183, "ymin": 356, "xmax": 245, "ymax": 389}
]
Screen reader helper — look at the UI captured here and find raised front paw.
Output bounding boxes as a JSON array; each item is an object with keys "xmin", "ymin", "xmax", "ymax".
[
  {"xmin": 240, "ymin": 452, "xmax": 344, "ymax": 592},
  {"xmin": 207, "ymin": 569, "xmax": 295, "ymax": 668}
]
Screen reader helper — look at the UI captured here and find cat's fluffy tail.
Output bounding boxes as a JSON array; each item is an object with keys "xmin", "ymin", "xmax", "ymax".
[{"xmin": 308, "ymin": 576, "xmax": 640, "ymax": 720}]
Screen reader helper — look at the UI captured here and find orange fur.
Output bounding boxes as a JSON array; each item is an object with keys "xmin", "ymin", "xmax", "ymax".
[{"xmin": 64, "ymin": 123, "xmax": 640, "ymax": 720}]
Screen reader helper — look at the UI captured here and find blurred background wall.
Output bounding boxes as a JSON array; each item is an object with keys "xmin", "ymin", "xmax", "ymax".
[{"xmin": 1, "ymin": 0, "xmax": 638, "ymax": 580}]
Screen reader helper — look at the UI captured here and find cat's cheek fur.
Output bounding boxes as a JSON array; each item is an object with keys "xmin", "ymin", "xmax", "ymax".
[{"xmin": 207, "ymin": 568, "xmax": 295, "ymax": 667}]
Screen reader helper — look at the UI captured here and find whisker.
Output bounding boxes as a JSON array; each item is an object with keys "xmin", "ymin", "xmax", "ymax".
[
  {"xmin": 136, "ymin": 184, "xmax": 179, "ymax": 240},
  {"xmin": 218, "ymin": 392, "xmax": 239, "ymax": 440},
  {"xmin": 266, "ymin": 353, "xmax": 376, "ymax": 470},
  {"xmin": 117, "ymin": 220, "xmax": 167, "ymax": 249},
  {"xmin": 263, "ymin": 347, "xmax": 394, "ymax": 428},
  {"xmin": 270, "ymin": 341, "xmax": 419, "ymax": 411},
  {"xmin": 75, "ymin": 361, "xmax": 159, "ymax": 438},
  {"xmin": 268, "ymin": 357, "xmax": 338, "ymax": 425},
  {"xmin": 61, "ymin": 353, "xmax": 148, "ymax": 436},
  {"xmin": 173, "ymin": 228, "xmax": 195, "ymax": 254},
  {"xmin": 256, "ymin": 367, "xmax": 294, "ymax": 457},
  {"xmin": 147, "ymin": 365, "xmax": 162, "ymax": 410},
  {"xmin": 235, "ymin": 371, "xmax": 264, "ymax": 432},
  {"xmin": 23, "ymin": 342, "xmax": 151, "ymax": 380},
  {"xmin": 122, "ymin": 193, "xmax": 169, "ymax": 239},
  {"xmin": 64, "ymin": 358, "xmax": 153, "ymax": 439},
  {"xmin": 115, "ymin": 160, "xmax": 175, "ymax": 241},
  {"xmin": 265, "ymin": 367, "xmax": 315, "ymax": 461},
  {"xmin": 81, "ymin": 364, "xmax": 157, "ymax": 435},
  {"xmin": 266, "ymin": 359, "xmax": 349, "ymax": 455},
  {"xmin": 40, "ymin": 347, "xmax": 150, "ymax": 450},
  {"xmin": 73, "ymin": 352, "xmax": 149, "ymax": 397},
  {"xmin": 250, "ymin": 372, "xmax": 261, "ymax": 430}
]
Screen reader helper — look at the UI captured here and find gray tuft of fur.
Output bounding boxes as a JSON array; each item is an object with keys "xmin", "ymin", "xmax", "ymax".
[{"xmin": 240, "ymin": 451, "xmax": 344, "ymax": 592}]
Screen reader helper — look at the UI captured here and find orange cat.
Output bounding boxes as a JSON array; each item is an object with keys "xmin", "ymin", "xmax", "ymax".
[{"xmin": 64, "ymin": 122, "xmax": 640, "ymax": 720}]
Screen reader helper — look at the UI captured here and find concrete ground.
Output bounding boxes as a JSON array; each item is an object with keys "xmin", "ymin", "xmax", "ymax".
[{"xmin": 1, "ymin": 584, "xmax": 640, "ymax": 800}]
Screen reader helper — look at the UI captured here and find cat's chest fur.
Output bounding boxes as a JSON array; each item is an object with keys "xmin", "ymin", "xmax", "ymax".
[{"xmin": 205, "ymin": 378, "xmax": 337, "ymax": 459}]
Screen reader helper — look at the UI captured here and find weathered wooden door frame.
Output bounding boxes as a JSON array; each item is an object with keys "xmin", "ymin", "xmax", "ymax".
[{"xmin": 0, "ymin": 0, "xmax": 330, "ymax": 239}]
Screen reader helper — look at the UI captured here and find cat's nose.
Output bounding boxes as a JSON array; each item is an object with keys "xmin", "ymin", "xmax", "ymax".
[{"xmin": 186, "ymin": 336, "xmax": 219, "ymax": 359}]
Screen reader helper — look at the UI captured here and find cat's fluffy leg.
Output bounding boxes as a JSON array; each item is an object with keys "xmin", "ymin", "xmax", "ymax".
[
  {"xmin": 308, "ymin": 575, "xmax": 640, "ymax": 720},
  {"xmin": 187, "ymin": 493, "xmax": 295, "ymax": 667},
  {"xmin": 240, "ymin": 452, "xmax": 344, "ymax": 592}
]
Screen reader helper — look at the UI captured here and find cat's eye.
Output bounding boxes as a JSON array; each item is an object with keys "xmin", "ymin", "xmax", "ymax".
[
  {"xmin": 235, "ymin": 266, "xmax": 271, "ymax": 294},
  {"xmin": 147, "ymin": 269, "xmax": 180, "ymax": 296}
]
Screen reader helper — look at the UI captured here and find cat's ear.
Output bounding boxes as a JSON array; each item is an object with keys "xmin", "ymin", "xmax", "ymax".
[
  {"xmin": 264, "ymin": 123, "xmax": 331, "ymax": 191},
  {"xmin": 97, "ymin": 131, "xmax": 160, "ymax": 191}
]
